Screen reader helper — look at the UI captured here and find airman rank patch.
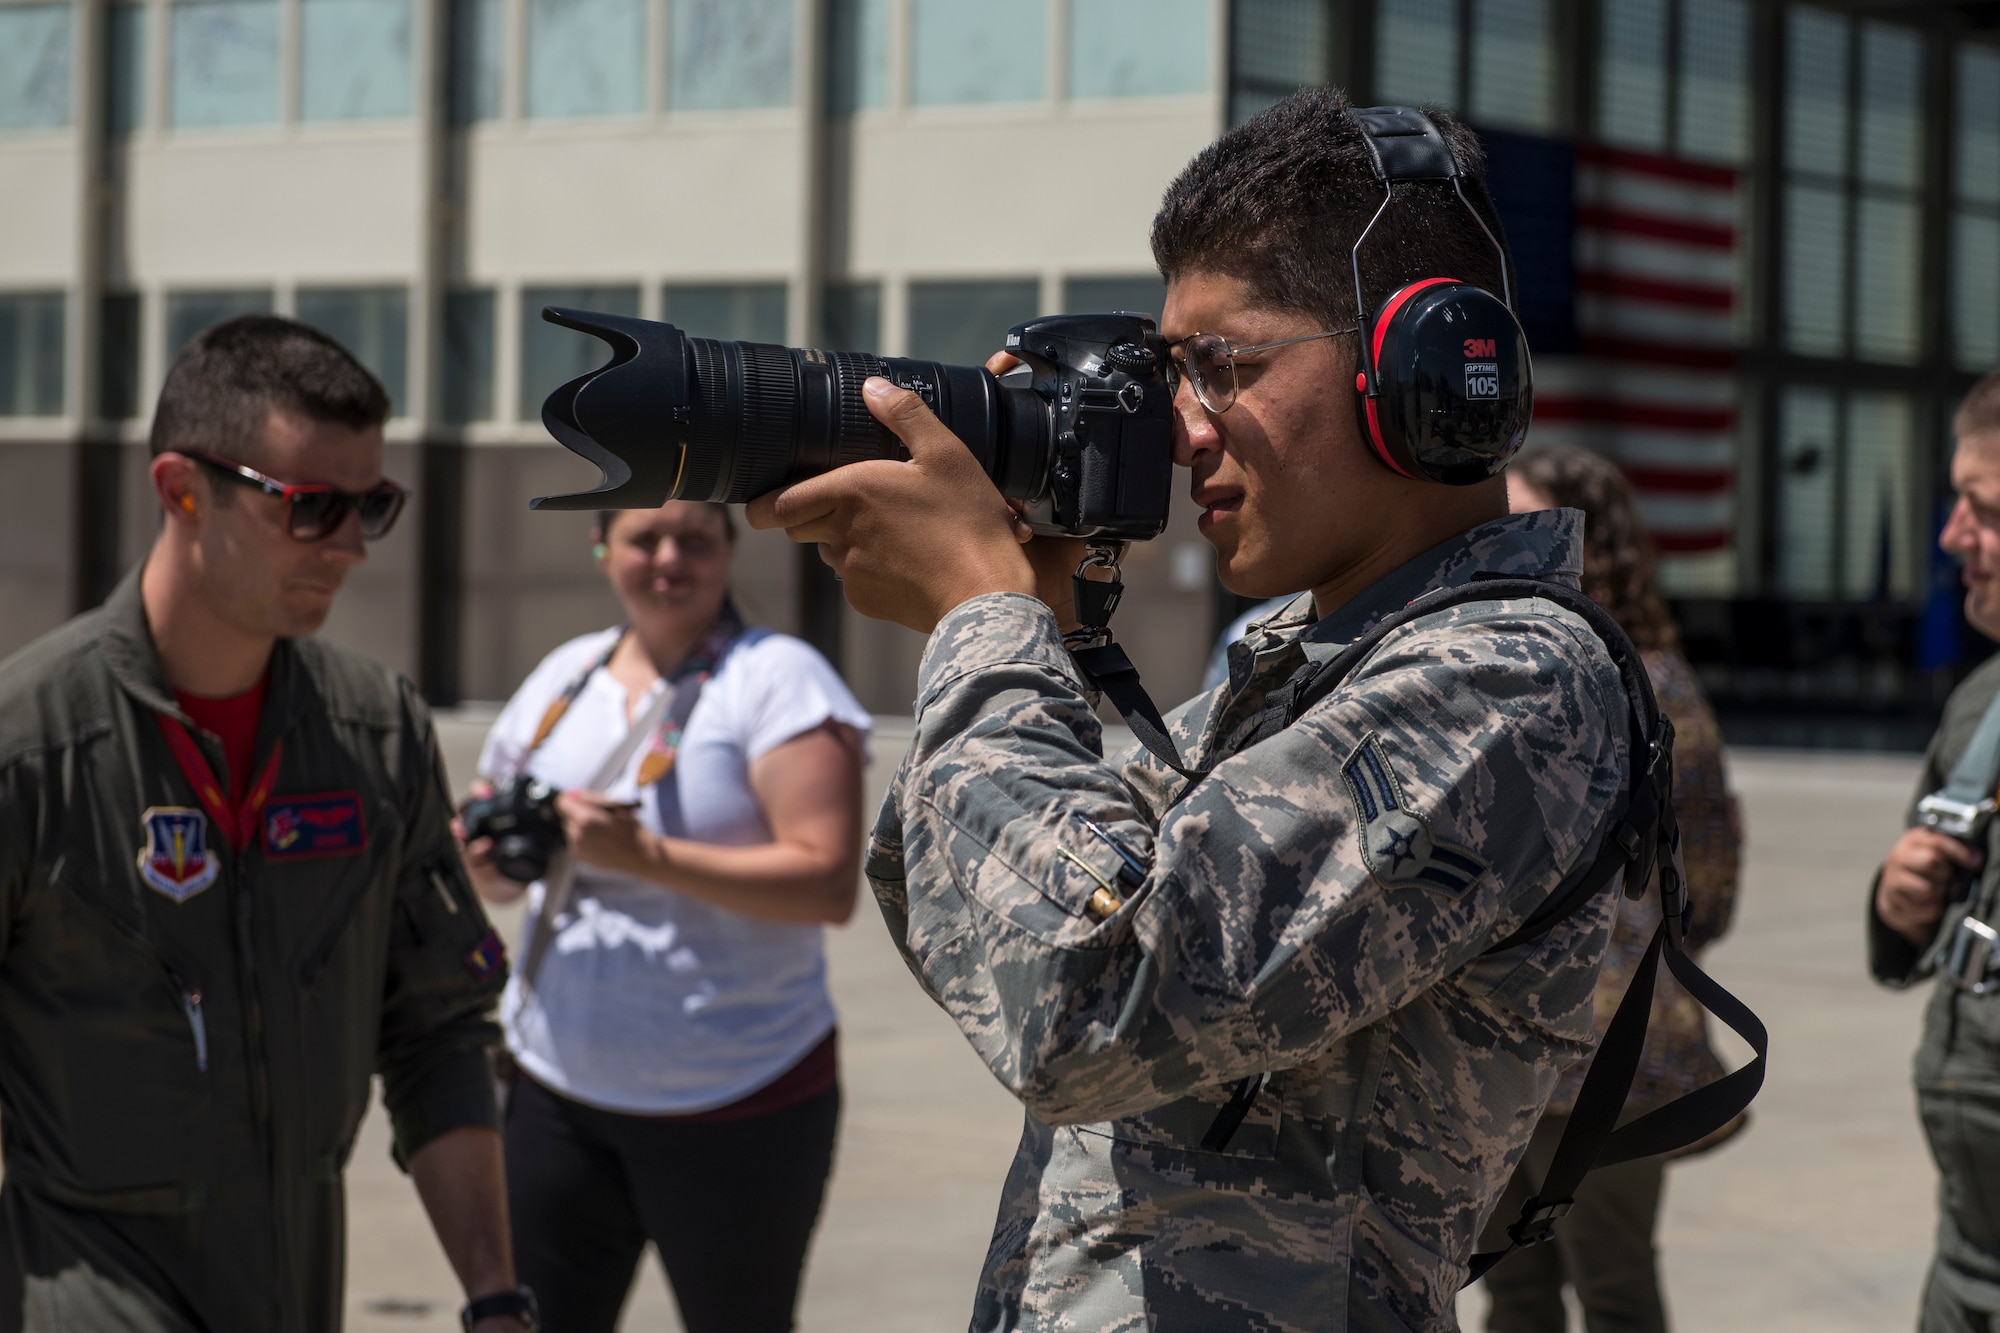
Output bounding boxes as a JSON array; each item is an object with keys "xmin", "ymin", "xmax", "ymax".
[
  {"xmin": 465, "ymin": 930, "xmax": 507, "ymax": 984},
  {"xmin": 1341, "ymin": 735, "xmax": 1489, "ymax": 897},
  {"xmin": 137, "ymin": 806, "xmax": 221, "ymax": 903},
  {"xmin": 264, "ymin": 792, "xmax": 367, "ymax": 860}
]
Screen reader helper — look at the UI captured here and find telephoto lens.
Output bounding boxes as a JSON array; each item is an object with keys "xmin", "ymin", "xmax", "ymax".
[{"xmin": 530, "ymin": 307, "xmax": 1178, "ymax": 542}]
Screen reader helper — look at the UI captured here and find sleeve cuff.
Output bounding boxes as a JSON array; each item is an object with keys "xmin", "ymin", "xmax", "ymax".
[
  {"xmin": 1868, "ymin": 868, "xmax": 1928, "ymax": 986},
  {"xmin": 387, "ymin": 1047, "xmax": 501, "ymax": 1171},
  {"xmin": 916, "ymin": 593, "xmax": 1080, "ymax": 713}
]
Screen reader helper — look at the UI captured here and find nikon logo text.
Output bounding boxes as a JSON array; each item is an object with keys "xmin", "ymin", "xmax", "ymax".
[{"xmin": 1464, "ymin": 362, "xmax": 1500, "ymax": 399}]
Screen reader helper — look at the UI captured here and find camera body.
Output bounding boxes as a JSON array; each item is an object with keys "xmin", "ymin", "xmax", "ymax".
[
  {"xmin": 461, "ymin": 777, "xmax": 567, "ymax": 884},
  {"xmin": 529, "ymin": 308, "xmax": 1178, "ymax": 543}
]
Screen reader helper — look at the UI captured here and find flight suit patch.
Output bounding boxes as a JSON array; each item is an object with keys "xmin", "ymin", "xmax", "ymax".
[
  {"xmin": 137, "ymin": 806, "xmax": 221, "ymax": 903},
  {"xmin": 263, "ymin": 793, "xmax": 367, "ymax": 861},
  {"xmin": 1341, "ymin": 735, "xmax": 1489, "ymax": 897},
  {"xmin": 465, "ymin": 930, "xmax": 507, "ymax": 984}
]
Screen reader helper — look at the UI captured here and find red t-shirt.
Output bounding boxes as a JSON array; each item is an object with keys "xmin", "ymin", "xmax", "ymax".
[{"xmin": 174, "ymin": 673, "xmax": 269, "ymax": 803}]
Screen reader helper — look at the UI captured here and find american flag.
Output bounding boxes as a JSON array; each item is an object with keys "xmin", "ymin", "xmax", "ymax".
[{"xmin": 1525, "ymin": 143, "xmax": 1742, "ymax": 554}]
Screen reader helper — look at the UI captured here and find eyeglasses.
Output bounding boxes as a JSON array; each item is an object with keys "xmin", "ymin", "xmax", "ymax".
[
  {"xmin": 1166, "ymin": 326, "xmax": 1359, "ymax": 414},
  {"xmin": 183, "ymin": 452, "xmax": 408, "ymax": 541}
]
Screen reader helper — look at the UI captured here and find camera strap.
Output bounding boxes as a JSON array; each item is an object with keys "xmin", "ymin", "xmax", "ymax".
[{"xmin": 1064, "ymin": 572, "xmax": 1767, "ymax": 1282}]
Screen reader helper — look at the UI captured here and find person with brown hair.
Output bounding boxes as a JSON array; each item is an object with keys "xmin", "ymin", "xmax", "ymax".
[
  {"xmin": 0, "ymin": 315, "xmax": 531, "ymax": 1331},
  {"xmin": 1870, "ymin": 366, "xmax": 2000, "ymax": 1333},
  {"xmin": 1484, "ymin": 445, "xmax": 1744, "ymax": 1333}
]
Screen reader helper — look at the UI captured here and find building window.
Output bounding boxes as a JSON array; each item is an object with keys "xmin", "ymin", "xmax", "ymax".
[
  {"xmin": 170, "ymin": 0, "xmax": 279, "ymax": 128},
  {"xmin": 0, "ymin": 4, "xmax": 71, "ymax": 131},
  {"xmin": 1469, "ymin": 0, "xmax": 1553, "ymax": 132},
  {"xmin": 910, "ymin": 0, "xmax": 1045, "ymax": 107},
  {"xmin": 1776, "ymin": 387, "xmax": 1918, "ymax": 601},
  {"xmin": 1598, "ymin": 0, "xmax": 1667, "ymax": 150},
  {"xmin": 1954, "ymin": 43, "xmax": 2000, "ymax": 371},
  {"xmin": 1376, "ymin": 0, "xmax": 1458, "ymax": 110},
  {"xmin": 663, "ymin": 282, "xmax": 787, "ymax": 342},
  {"xmin": 1676, "ymin": 0, "xmax": 1752, "ymax": 164},
  {"xmin": 297, "ymin": 286, "xmax": 408, "ymax": 415},
  {"xmin": 0, "ymin": 293, "xmax": 64, "ymax": 417},
  {"xmin": 907, "ymin": 279, "xmax": 1039, "ymax": 365},
  {"xmin": 1069, "ymin": 0, "xmax": 1209, "ymax": 101},
  {"xmin": 1598, "ymin": 0, "xmax": 1750, "ymax": 160},
  {"xmin": 99, "ymin": 292, "xmax": 142, "ymax": 419},
  {"xmin": 1781, "ymin": 10, "xmax": 1926, "ymax": 365},
  {"xmin": 526, "ymin": 0, "xmax": 645, "ymax": 119},
  {"xmin": 670, "ymin": 0, "xmax": 792, "ymax": 110},
  {"xmin": 1228, "ymin": 0, "xmax": 1326, "ymax": 126},
  {"xmin": 108, "ymin": 5, "xmax": 148, "ymax": 134},
  {"xmin": 821, "ymin": 281, "xmax": 880, "ymax": 352},
  {"xmin": 449, "ymin": 0, "xmax": 503, "ymax": 123},
  {"xmin": 520, "ymin": 284, "xmax": 639, "ymax": 419},
  {"xmin": 443, "ymin": 289, "xmax": 495, "ymax": 423},
  {"xmin": 300, "ymin": 0, "xmax": 412, "ymax": 121},
  {"xmin": 1062, "ymin": 274, "xmax": 1167, "ymax": 320},
  {"xmin": 165, "ymin": 289, "xmax": 273, "ymax": 361},
  {"xmin": 827, "ymin": 0, "xmax": 888, "ymax": 113}
]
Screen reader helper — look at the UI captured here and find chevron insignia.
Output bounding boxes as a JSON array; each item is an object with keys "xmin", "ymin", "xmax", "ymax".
[{"xmin": 1341, "ymin": 735, "xmax": 1489, "ymax": 898}]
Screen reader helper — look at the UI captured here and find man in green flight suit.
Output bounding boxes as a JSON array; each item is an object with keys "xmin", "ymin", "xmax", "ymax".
[
  {"xmin": 1873, "ymin": 364, "xmax": 2000, "ymax": 1333},
  {"xmin": 750, "ymin": 92, "xmax": 1635, "ymax": 1331},
  {"xmin": 0, "ymin": 317, "xmax": 535, "ymax": 1332}
]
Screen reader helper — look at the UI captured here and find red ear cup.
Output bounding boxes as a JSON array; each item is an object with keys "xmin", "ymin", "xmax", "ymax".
[{"xmin": 1352, "ymin": 280, "xmax": 1533, "ymax": 485}]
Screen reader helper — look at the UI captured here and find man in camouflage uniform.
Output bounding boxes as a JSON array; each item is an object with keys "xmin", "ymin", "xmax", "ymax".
[
  {"xmin": 752, "ymin": 91, "xmax": 1631, "ymax": 1331},
  {"xmin": 1872, "ymin": 365, "xmax": 2000, "ymax": 1333}
]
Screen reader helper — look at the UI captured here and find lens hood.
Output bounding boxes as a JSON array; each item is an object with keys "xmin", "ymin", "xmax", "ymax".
[{"xmin": 531, "ymin": 306, "xmax": 693, "ymax": 511}]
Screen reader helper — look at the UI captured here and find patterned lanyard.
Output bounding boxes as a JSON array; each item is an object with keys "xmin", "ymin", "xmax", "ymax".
[
  {"xmin": 523, "ymin": 603, "xmax": 745, "ymax": 788},
  {"xmin": 155, "ymin": 715, "xmax": 285, "ymax": 855}
]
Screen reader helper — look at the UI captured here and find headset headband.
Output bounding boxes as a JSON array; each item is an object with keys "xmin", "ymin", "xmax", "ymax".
[{"xmin": 1349, "ymin": 105, "xmax": 1515, "ymax": 392}]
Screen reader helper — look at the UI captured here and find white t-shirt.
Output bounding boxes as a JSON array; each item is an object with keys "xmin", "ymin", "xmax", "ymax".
[{"xmin": 478, "ymin": 625, "xmax": 872, "ymax": 1114}]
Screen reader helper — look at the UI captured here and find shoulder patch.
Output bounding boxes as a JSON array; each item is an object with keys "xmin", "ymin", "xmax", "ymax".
[{"xmin": 1341, "ymin": 735, "xmax": 1490, "ymax": 897}]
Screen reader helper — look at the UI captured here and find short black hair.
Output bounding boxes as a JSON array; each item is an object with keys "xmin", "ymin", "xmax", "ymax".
[
  {"xmin": 149, "ymin": 315, "xmax": 390, "ymax": 464},
  {"xmin": 1151, "ymin": 89, "xmax": 1511, "ymax": 331},
  {"xmin": 1957, "ymin": 365, "xmax": 2000, "ymax": 440}
]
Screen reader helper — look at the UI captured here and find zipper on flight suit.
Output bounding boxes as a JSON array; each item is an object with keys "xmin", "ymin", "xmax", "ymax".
[{"xmin": 171, "ymin": 971, "xmax": 209, "ymax": 1072}]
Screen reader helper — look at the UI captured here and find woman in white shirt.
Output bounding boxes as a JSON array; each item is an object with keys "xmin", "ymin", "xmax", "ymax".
[{"xmin": 458, "ymin": 500, "xmax": 869, "ymax": 1333}]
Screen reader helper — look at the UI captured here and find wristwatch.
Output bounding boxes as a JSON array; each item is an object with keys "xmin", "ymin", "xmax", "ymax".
[{"xmin": 461, "ymin": 1286, "xmax": 539, "ymax": 1331}]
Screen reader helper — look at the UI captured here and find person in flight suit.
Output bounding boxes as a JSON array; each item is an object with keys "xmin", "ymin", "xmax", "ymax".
[
  {"xmin": 0, "ymin": 316, "xmax": 535, "ymax": 1332},
  {"xmin": 748, "ymin": 90, "xmax": 1635, "ymax": 1331},
  {"xmin": 1873, "ymin": 365, "xmax": 2000, "ymax": 1333}
]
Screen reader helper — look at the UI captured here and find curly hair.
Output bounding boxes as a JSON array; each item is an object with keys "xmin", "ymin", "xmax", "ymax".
[{"xmin": 1512, "ymin": 447, "xmax": 1679, "ymax": 652}]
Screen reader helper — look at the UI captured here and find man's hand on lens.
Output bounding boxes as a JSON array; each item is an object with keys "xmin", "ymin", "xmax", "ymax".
[
  {"xmin": 1878, "ymin": 826, "xmax": 1983, "ymax": 947},
  {"xmin": 747, "ymin": 376, "xmax": 1037, "ymax": 632}
]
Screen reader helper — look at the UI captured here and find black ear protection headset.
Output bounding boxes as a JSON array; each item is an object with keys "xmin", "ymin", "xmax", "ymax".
[{"xmin": 1349, "ymin": 106, "xmax": 1534, "ymax": 486}]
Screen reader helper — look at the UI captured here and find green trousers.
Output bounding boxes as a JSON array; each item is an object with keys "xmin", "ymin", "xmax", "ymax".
[{"xmin": 1475, "ymin": 1114, "xmax": 1670, "ymax": 1333}]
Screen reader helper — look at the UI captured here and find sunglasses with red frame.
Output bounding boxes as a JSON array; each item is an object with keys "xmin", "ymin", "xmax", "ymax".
[{"xmin": 182, "ymin": 451, "xmax": 408, "ymax": 541}]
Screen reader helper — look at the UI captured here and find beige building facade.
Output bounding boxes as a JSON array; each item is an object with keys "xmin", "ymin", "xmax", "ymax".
[{"xmin": 0, "ymin": 0, "xmax": 1230, "ymax": 712}]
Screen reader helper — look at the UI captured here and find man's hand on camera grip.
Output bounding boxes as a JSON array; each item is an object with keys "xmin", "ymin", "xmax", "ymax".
[
  {"xmin": 1878, "ymin": 825, "xmax": 1983, "ymax": 947},
  {"xmin": 746, "ymin": 376, "xmax": 1037, "ymax": 633}
]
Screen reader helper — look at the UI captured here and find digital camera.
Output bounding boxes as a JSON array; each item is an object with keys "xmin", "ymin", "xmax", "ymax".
[
  {"xmin": 460, "ymin": 777, "xmax": 566, "ymax": 884},
  {"xmin": 527, "ymin": 308, "xmax": 1178, "ymax": 542}
]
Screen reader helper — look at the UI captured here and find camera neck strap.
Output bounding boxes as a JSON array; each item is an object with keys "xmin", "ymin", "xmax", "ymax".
[{"xmin": 1063, "ymin": 571, "xmax": 1767, "ymax": 1283}]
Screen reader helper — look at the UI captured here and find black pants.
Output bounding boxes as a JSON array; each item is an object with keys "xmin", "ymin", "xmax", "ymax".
[
  {"xmin": 1477, "ymin": 1114, "xmax": 1670, "ymax": 1333},
  {"xmin": 504, "ymin": 1073, "xmax": 840, "ymax": 1333}
]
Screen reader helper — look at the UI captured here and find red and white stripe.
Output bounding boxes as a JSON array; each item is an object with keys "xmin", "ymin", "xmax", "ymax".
[{"xmin": 1532, "ymin": 144, "xmax": 1742, "ymax": 555}]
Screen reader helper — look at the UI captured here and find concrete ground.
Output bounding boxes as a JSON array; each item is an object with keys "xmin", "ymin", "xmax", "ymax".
[{"xmin": 341, "ymin": 722, "xmax": 1940, "ymax": 1332}]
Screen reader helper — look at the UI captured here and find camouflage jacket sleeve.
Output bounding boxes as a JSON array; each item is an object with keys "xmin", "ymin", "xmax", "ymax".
[
  {"xmin": 377, "ymin": 682, "xmax": 507, "ymax": 1167},
  {"xmin": 869, "ymin": 592, "xmax": 1626, "ymax": 1126}
]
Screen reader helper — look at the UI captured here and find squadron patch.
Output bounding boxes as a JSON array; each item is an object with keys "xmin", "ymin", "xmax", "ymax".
[
  {"xmin": 1341, "ymin": 735, "xmax": 1489, "ymax": 897},
  {"xmin": 137, "ymin": 806, "xmax": 221, "ymax": 903},
  {"xmin": 263, "ymin": 792, "xmax": 367, "ymax": 860},
  {"xmin": 465, "ymin": 929, "xmax": 507, "ymax": 984}
]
